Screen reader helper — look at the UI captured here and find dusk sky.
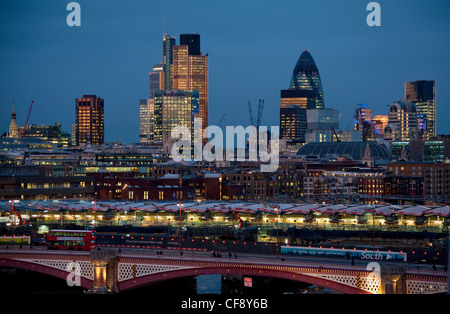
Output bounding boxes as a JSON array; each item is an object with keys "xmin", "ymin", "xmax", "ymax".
[{"xmin": 1, "ymin": 0, "xmax": 449, "ymax": 144}]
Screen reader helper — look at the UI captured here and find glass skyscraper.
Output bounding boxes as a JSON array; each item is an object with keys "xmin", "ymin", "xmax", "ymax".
[
  {"xmin": 280, "ymin": 50, "xmax": 325, "ymax": 143},
  {"xmin": 147, "ymin": 33, "xmax": 208, "ymax": 147},
  {"xmin": 405, "ymin": 80, "xmax": 436, "ymax": 140},
  {"xmin": 163, "ymin": 34, "xmax": 176, "ymax": 91},
  {"xmin": 289, "ymin": 50, "xmax": 324, "ymax": 109},
  {"xmin": 172, "ymin": 34, "xmax": 208, "ymax": 133}
]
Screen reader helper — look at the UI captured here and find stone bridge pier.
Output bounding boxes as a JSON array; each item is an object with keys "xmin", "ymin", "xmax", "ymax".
[
  {"xmin": 86, "ymin": 249, "xmax": 119, "ymax": 294},
  {"xmin": 380, "ymin": 266, "xmax": 406, "ymax": 294}
]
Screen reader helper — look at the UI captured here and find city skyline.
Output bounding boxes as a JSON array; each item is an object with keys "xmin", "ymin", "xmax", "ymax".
[{"xmin": 1, "ymin": 0, "xmax": 449, "ymax": 144}]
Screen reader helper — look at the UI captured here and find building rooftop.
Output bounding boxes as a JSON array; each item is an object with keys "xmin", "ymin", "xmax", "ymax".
[{"xmin": 297, "ymin": 141, "xmax": 391, "ymax": 160}]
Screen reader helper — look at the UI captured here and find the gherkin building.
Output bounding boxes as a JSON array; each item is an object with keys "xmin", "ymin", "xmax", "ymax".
[{"xmin": 289, "ymin": 50, "xmax": 324, "ymax": 109}]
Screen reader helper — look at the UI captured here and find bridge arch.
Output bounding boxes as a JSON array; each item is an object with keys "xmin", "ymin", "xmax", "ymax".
[
  {"xmin": 117, "ymin": 264, "xmax": 371, "ymax": 294},
  {"xmin": 0, "ymin": 256, "xmax": 94, "ymax": 290}
]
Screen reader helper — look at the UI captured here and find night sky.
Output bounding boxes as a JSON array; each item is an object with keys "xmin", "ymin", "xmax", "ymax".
[{"xmin": 1, "ymin": 0, "xmax": 449, "ymax": 144}]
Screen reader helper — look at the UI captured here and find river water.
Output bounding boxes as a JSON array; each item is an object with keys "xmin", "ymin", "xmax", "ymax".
[{"xmin": 195, "ymin": 274, "xmax": 221, "ymax": 294}]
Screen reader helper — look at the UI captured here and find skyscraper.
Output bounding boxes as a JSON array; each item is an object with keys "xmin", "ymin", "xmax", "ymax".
[
  {"xmin": 289, "ymin": 50, "xmax": 324, "ymax": 109},
  {"xmin": 280, "ymin": 50, "xmax": 324, "ymax": 143},
  {"xmin": 405, "ymin": 80, "xmax": 436, "ymax": 139},
  {"xmin": 75, "ymin": 95, "xmax": 104, "ymax": 146},
  {"xmin": 162, "ymin": 34, "xmax": 176, "ymax": 91},
  {"xmin": 172, "ymin": 33, "xmax": 208, "ymax": 132},
  {"xmin": 147, "ymin": 33, "xmax": 208, "ymax": 147}
]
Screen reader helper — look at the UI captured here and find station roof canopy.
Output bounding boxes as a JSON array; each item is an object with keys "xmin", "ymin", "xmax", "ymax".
[
  {"xmin": 339, "ymin": 204, "xmax": 371, "ymax": 216},
  {"xmin": 368, "ymin": 205, "xmax": 401, "ymax": 216},
  {"xmin": 283, "ymin": 204, "xmax": 320, "ymax": 214},
  {"xmin": 424, "ymin": 206, "xmax": 450, "ymax": 217},
  {"xmin": 1, "ymin": 201, "xmax": 450, "ymax": 219},
  {"xmin": 315, "ymin": 204, "xmax": 347, "ymax": 215},
  {"xmin": 394, "ymin": 205, "xmax": 430, "ymax": 216}
]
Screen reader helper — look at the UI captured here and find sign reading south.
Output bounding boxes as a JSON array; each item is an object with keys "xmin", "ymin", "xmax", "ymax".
[{"xmin": 281, "ymin": 246, "xmax": 407, "ymax": 262}]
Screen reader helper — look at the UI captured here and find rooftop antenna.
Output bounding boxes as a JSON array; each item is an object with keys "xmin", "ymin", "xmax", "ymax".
[{"xmin": 163, "ymin": 15, "xmax": 165, "ymax": 36}]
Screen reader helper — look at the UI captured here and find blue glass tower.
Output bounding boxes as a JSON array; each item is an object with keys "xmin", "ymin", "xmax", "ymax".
[
  {"xmin": 163, "ymin": 34, "xmax": 176, "ymax": 90},
  {"xmin": 289, "ymin": 50, "xmax": 324, "ymax": 109}
]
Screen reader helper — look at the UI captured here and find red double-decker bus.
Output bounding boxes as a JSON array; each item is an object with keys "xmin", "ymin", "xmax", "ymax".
[{"xmin": 47, "ymin": 230, "xmax": 96, "ymax": 250}]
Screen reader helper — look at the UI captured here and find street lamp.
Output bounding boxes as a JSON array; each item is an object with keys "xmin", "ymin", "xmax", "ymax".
[
  {"xmin": 178, "ymin": 201, "xmax": 183, "ymax": 250},
  {"xmin": 276, "ymin": 207, "xmax": 279, "ymax": 257},
  {"xmin": 92, "ymin": 201, "xmax": 97, "ymax": 233}
]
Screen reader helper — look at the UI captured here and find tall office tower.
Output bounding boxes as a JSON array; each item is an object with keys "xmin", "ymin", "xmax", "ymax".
[
  {"xmin": 280, "ymin": 50, "xmax": 324, "ymax": 143},
  {"xmin": 75, "ymin": 95, "xmax": 104, "ymax": 146},
  {"xmin": 172, "ymin": 33, "xmax": 208, "ymax": 133},
  {"xmin": 163, "ymin": 34, "xmax": 176, "ymax": 90},
  {"xmin": 280, "ymin": 105, "xmax": 307, "ymax": 143},
  {"xmin": 405, "ymin": 80, "xmax": 436, "ymax": 139},
  {"xmin": 384, "ymin": 99, "xmax": 418, "ymax": 142},
  {"xmin": 354, "ymin": 104, "xmax": 373, "ymax": 141},
  {"xmin": 8, "ymin": 99, "xmax": 19, "ymax": 138},
  {"xmin": 149, "ymin": 63, "xmax": 164, "ymax": 98},
  {"xmin": 153, "ymin": 90, "xmax": 199, "ymax": 144},
  {"xmin": 139, "ymin": 98, "xmax": 155, "ymax": 143},
  {"xmin": 289, "ymin": 50, "xmax": 325, "ymax": 109}
]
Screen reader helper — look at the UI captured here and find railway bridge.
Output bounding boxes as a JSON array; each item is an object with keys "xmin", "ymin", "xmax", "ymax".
[{"xmin": 0, "ymin": 248, "xmax": 447, "ymax": 294}]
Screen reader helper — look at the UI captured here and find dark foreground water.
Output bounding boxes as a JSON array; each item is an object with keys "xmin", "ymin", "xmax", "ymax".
[
  {"xmin": 1, "ymin": 267, "xmax": 312, "ymax": 295},
  {"xmin": 196, "ymin": 274, "xmax": 222, "ymax": 294}
]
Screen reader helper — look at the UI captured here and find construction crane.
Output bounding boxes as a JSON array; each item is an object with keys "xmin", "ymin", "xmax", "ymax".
[
  {"xmin": 10, "ymin": 200, "xmax": 23, "ymax": 225},
  {"xmin": 248, "ymin": 101, "xmax": 255, "ymax": 126},
  {"xmin": 218, "ymin": 113, "xmax": 226, "ymax": 128},
  {"xmin": 20, "ymin": 100, "xmax": 35, "ymax": 137},
  {"xmin": 256, "ymin": 99, "xmax": 264, "ymax": 128},
  {"xmin": 248, "ymin": 98, "xmax": 265, "ymax": 128}
]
